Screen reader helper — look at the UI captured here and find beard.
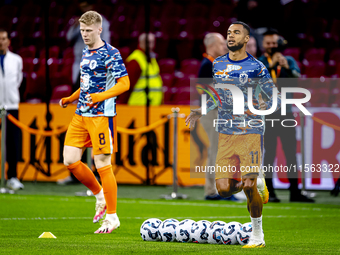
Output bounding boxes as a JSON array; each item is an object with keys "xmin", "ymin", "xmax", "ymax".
[{"xmin": 227, "ymin": 42, "xmax": 244, "ymax": 52}]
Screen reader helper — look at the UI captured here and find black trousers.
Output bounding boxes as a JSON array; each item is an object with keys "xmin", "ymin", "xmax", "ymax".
[
  {"xmin": 5, "ymin": 110, "xmax": 21, "ymax": 179},
  {"xmin": 264, "ymin": 112, "xmax": 300, "ymax": 197}
]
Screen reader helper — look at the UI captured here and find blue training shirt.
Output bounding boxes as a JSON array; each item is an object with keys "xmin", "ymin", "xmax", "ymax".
[
  {"xmin": 76, "ymin": 41, "xmax": 128, "ymax": 117},
  {"xmin": 206, "ymin": 52, "xmax": 281, "ymax": 135}
]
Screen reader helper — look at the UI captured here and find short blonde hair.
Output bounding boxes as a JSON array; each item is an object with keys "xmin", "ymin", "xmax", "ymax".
[{"xmin": 79, "ymin": 11, "xmax": 102, "ymax": 26}]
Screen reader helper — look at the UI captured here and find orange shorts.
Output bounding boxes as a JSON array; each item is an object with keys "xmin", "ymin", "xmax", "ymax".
[
  {"xmin": 215, "ymin": 133, "xmax": 262, "ymax": 180},
  {"xmin": 64, "ymin": 114, "xmax": 117, "ymax": 155}
]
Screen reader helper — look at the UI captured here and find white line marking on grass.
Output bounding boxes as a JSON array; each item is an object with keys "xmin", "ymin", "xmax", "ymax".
[
  {"xmin": 130, "ymin": 200, "xmax": 322, "ymax": 211},
  {"xmin": 0, "ymin": 215, "xmax": 335, "ymax": 221},
  {"xmin": 2, "ymin": 195, "xmax": 337, "ymax": 212}
]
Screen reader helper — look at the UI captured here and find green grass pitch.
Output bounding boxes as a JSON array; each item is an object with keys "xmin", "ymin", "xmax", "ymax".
[{"xmin": 0, "ymin": 185, "xmax": 340, "ymax": 254}]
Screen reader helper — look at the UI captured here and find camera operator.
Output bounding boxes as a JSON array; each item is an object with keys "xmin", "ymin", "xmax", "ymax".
[
  {"xmin": 258, "ymin": 28, "xmax": 314, "ymax": 203},
  {"xmin": 259, "ymin": 29, "xmax": 300, "ymax": 80}
]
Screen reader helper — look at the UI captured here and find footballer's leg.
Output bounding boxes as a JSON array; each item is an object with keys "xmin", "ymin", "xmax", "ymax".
[
  {"xmin": 94, "ymin": 154, "xmax": 120, "ymax": 234},
  {"xmin": 90, "ymin": 116, "xmax": 119, "ymax": 234},
  {"xmin": 64, "ymin": 115, "xmax": 106, "ymax": 223},
  {"xmin": 242, "ymin": 175, "xmax": 265, "ymax": 248},
  {"xmin": 216, "ymin": 178, "xmax": 243, "ymax": 198},
  {"xmin": 237, "ymin": 134, "xmax": 266, "ymax": 248}
]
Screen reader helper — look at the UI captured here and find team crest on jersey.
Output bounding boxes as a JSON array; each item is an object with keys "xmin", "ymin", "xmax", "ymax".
[
  {"xmin": 239, "ymin": 73, "xmax": 248, "ymax": 84},
  {"xmin": 82, "ymin": 73, "xmax": 90, "ymax": 90},
  {"xmin": 225, "ymin": 90, "xmax": 233, "ymax": 105},
  {"xmin": 89, "ymin": 60, "xmax": 97, "ymax": 70}
]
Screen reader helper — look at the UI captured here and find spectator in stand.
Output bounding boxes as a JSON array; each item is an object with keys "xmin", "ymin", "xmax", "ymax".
[
  {"xmin": 246, "ymin": 35, "xmax": 258, "ymax": 57},
  {"xmin": 124, "ymin": 33, "xmax": 163, "ymax": 106},
  {"xmin": 258, "ymin": 28, "xmax": 313, "ymax": 203},
  {"xmin": 66, "ymin": 0, "xmax": 110, "ymax": 90},
  {"xmin": 0, "ymin": 28, "xmax": 24, "ymax": 190},
  {"xmin": 198, "ymin": 33, "xmax": 239, "ymax": 201}
]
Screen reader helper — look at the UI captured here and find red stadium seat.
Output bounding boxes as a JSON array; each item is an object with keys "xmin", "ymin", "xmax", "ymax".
[
  {"xmin": 303, "ymin": 48, "xmax": 325, "ymax": 62},
  {"xmin": 181, "ymin": 18, "xmax": 207, "ymax": 40},
  {"xmin": 325, "ymin": 60, "xmax": 337, "ymax": 77},
  {"xmin": 159, "ymin": 59, "xmax": 176, "ymax": 74},
  {"xmin": 24, "ymin": 72, "xmax": 46, "ymax": 101},
  {"xmin": 48, "ymin": 3, "xmax": 65, "ymax": 18},
  {"xmin": 12, "ymin": 16, "xmax": 38, "ymax": 38},
  {"xmin": 0, "ymin": 5, "xmax": 18, "ymax": 18},
  {"xmin": 160, "ymin": 3, "xmax": 184, "ymax": 19},
  {"xmin": 283, "ymin": 47, "xmax": 300, "ymax": 62},
  {"xmin": 163, "ymin": 86, "xmax": 177, "ymax": 105},
  {"xmin": 22, "ymin": 58, "xmax": 40, "ymax": 74},
  {"xmin": 209, "ymin": 3, "xmax": 234, "ymax": 21},
  {"xmin": 297, "ymin": 76, "xmax": 312, "ymax": 89},
  {"xmin": 309, "ymin": 77, "xmax": 331, "ymax": 90},
  {"xmin": 117, "ymin": 47, "xmax": 130, "ymax": 62},
  {"xmin": 154, "ymin": 32, "xmax": 169, "ymax": 59},
  {"xmin": 302, "ymin": 60, "xmax": 326, "ymax": 77},
  {"xmin": 330, "ymin": 19, "xmax": 340, "ymax": 41},
  {"xmin": 40, "ymin": 46, "xmax": 60, "ymax": 59},
  {"xmin": 50, "ymin": 85, "xmax": 72, "ymax": 103},
  {"xmin": 184, "ymin": 3, "xmax": 209, "ymax": 19},
  {"xmin": 18, "ymin": 45, "xmax": 36, "ymax": 58},
  {"xmin": 173, "ymin": 73, "xmax": 197, "ymax": 88},
  {"xmin": 329, "ymin": 88, "xmax": 340, "ymax": 107},
  {"xmin": 329, "ymin": 49, "xmax": 340, "ymax": 62},
  {"xmin": 306, "ymin": 88, "xmax": 329, "ymax": 107},
  {"xmin": 19, "ymin": 3, "xmax": 41, "ymax": 17},
  {"xmin": 159, "ymin": 18, "xmax": 181, "ymax": 39},
  {"xmin": 180, "ymin": 59, "xmax": 201, "ymax": 76},
  {"xmin": 161, "ymin": 73, "xmax": 174, "ymax": 88},
  {"xmin": 62, "ymin": 48, "xmax": 74, "ymax": 61}
]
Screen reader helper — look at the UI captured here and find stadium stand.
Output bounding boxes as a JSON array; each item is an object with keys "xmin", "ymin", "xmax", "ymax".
[{"xmin": 0, "ymin": 0, "xmax": 338, "ymax": 105}]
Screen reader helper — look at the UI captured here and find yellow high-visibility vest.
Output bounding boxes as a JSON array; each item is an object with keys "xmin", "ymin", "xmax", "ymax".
[{"xmin": 127, "ymin": 49, "xmax": 163, "ymax": 105}]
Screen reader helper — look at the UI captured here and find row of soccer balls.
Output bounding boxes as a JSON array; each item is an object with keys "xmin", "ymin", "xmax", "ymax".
[{"xmin": 140, "ymin": 218, "xmax": 254, "ymax": 245}]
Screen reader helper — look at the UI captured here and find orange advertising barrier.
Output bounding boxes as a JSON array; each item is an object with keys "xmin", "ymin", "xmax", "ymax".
[{"xmin": 0, "ymin": 103, "xmax": 208, "ymax": 186}]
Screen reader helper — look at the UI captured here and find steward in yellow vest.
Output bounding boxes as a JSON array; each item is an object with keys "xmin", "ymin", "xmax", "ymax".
[{"xmin": 127, "ymin": 33, "xmax": 163, "ymax": 106}]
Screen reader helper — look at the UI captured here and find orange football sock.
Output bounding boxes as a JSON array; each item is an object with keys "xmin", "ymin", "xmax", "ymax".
[
  {"xmin": 97, "ymin": 165, "xmax": 117, "ymax": 214},
  {"xmin": 67, "ymin": 161, "xmax": 102, "ymax": 195}
]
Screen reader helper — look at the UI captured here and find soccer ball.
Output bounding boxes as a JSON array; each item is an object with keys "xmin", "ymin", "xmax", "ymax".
[
  {"xmin": 207, "ymin": 221, "xmax": 227, "ymax": 244},
  {"xmin": 159, "ymin": 219, "xmax": 178, "ymax": 242},
  {"xmin": 220, "ymin": 221, "xmax": 242, "ymax": 245},
  {"xmin": 236, "ymin": 229, "xmax": 252, "ymax": 245},
  {"xmin": 242, "ymin": 222, "xmax": 252, "ymax": 233},
  {"xmin": 176, "ymin": 219, "xmax": 196, "ymax": 242},
  {"xmin": 190, "ymin": 220, "xmax": 211, "ymax": 243},
  {"xmin": 140, "ymin": 218, "xmax": 162, "ymax": 241}
]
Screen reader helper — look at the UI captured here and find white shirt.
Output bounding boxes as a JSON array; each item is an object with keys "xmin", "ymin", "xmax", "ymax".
[{"xmin": 0, "ymin": 50, "xmax": 23, "ymax": 110}]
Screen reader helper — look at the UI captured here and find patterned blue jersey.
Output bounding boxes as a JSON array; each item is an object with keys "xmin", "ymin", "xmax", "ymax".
[
  {"xmin": 207, "ymin": 52, "xmax": 281, "ymax": 135},
  {"xmin": 75, "ymin": 41, "xmax": 128, "ymax": 117}
]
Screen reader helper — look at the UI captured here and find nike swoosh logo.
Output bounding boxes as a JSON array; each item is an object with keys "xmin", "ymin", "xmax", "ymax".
[{"xmin": 99, "ymin": 147, "xmax": 104, "ymax": 150}]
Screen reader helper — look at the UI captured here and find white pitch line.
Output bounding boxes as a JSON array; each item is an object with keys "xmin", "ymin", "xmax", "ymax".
[
  {"xmin": 0, "ymin": 215, "xmax": 335, "ymax": 221},
  {"xmin": 2, "ymin": 195, "xmax": 338, "ymax": 212}
]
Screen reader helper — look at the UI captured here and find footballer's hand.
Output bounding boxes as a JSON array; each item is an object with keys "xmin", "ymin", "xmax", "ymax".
[
  {"xmin": 85, "ymin": 94, "xmax": 93, "ymax": 104},
  {"xmin": 185, "ymin": 109, "xmax": 202, "ymax": 129},
  {"xmin": 59, "ymin": 98, "xmax": 68, "ymax": 108},
  {"xmin": 259, "ymin": 94, "xmax": 267, "ymax": 110}
]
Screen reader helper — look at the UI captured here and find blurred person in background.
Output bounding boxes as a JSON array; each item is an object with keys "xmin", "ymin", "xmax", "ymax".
[
  {"xmin": 124, "ymin": 33, "xmax": 163, "ymax": 106},
  {"xmin": 66, "ymin": 0, "xmax": 110, "ymax": 90},
  {"xmin": 258, "ymin": 28, "xmax": 313, "ymax": 203},
  {"xmin": 0, "ymin": 28, "xmax": 24, "ymax": 190},
  {"xmin": 246, "ymin": 35, "xmax": 258, "ymax": 58},
  {"xmin": 198, "ymin": 33, "xmax": 240, "ymax": 201}
]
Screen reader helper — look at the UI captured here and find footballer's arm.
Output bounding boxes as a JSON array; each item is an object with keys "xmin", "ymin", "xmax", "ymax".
[{"xmin": 85, "ymin": 76, "xmax": 130, "ymax": 104}]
